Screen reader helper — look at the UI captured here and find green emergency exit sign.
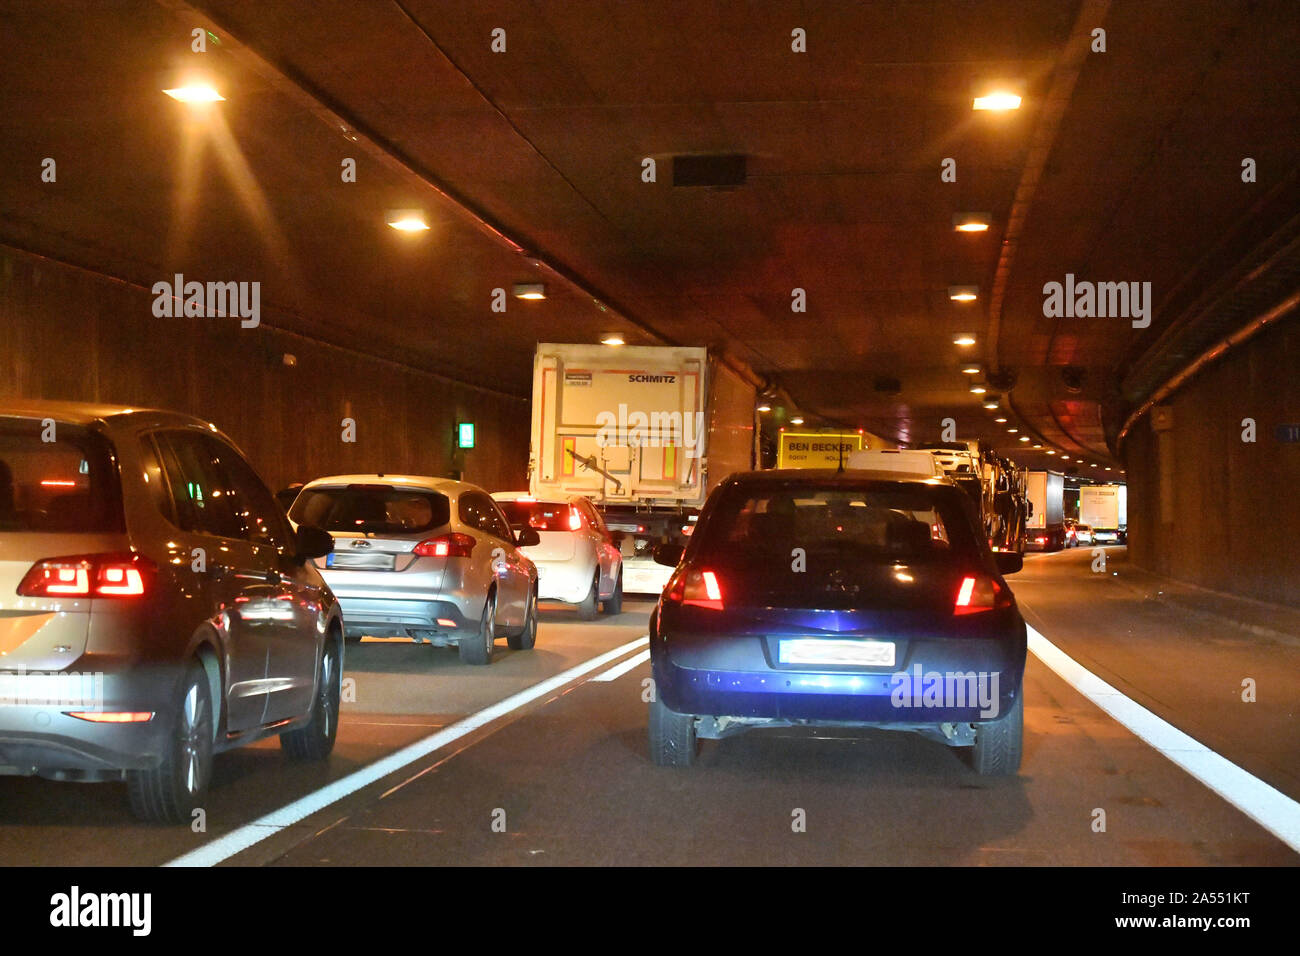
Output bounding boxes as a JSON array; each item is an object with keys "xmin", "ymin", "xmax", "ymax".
[{"xmin": 456, "ymin": 422, "xmax": 475, "ymax": 449}]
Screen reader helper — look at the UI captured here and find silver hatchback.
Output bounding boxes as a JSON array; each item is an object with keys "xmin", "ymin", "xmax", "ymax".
[
  {"xmin": 0, "ymin": 401, "xmax": 343, "ymax": 823},
  {"xmin": 288, "ymin": 475, "xmax": 540, "ymax": 665}
]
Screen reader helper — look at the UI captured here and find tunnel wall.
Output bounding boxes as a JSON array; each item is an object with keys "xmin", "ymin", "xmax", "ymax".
[
  {"xmin": 1123, "ymin": 312, "xmax": 1300, "ymax": 608},
  {"xmin": 0, "ymin": 248, "xmax": 531, "ymax": 494}
]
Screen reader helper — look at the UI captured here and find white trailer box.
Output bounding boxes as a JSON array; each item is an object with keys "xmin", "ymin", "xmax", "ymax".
[
  {"xmin": 1080, "ymin": 484, "xmax": 1127, "ymax": 543},
  {"xmin": 529, "ymin": 344, "xmax": 754, "ymax": 594},
  {"xmin": 530, "ymin": 344, "xmax": 714, "ymax": 505}
]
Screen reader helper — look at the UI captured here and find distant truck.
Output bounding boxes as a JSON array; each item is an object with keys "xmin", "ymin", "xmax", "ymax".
[
  {"xmin": 777, "ymin": 429, "xmax": 865, "ymax": 469},
  {"xmin": 528, "ymin": 343, "xmax": 754, "ymax": 593},
  {"xmin": 1025, "ymin": 470, "xmax": 1066, "ymax": 550},
  {"xmin": 1079, "ymin": 484, "xmax": 1128, "ymax": 544}
]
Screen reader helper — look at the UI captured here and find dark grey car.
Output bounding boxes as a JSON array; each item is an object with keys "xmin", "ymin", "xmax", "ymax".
[{"xmin": 0, "ymin": 401, "xmax": 342, "ymax": 823}]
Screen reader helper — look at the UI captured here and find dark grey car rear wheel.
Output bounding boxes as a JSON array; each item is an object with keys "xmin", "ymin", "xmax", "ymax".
[
  {"xmin": 460, "ymin": 590, "xmax": 496, "ymax": 665},
  {"xmin": 127, "ymin": 660, "xmax": 213, "ymax": 824},
  {"xmin": 281, "ymin": 636, "xmax": 341, "ymax": 760},
  {"xmin": 649, "ymin": 696, "xmax": 698, "ymax": 767}
]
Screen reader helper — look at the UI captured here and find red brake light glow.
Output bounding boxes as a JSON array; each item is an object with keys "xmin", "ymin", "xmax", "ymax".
[
  {"xmin": 666, "ymin": 567, "xmax": 724, "ymax": 610},
  {"xmin": 414, "ymin": 533, "xmax": 476, "ymax": 558},
  {"xmin": 66, "ymin": 711, "xmax": 154, "ymax": 723},
  {"xmin": 17, "ymin": 553, "xmax": 155, "ymax": 599},
  {"xmin": 953, "ymin": 574, "xmax": 1007, "ymax": 615}
]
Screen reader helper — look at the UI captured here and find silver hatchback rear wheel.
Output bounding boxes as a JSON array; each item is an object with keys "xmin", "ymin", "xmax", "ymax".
[{"xmin": 459, "ymin": 590, "xmax": 496, "ymax": 665}]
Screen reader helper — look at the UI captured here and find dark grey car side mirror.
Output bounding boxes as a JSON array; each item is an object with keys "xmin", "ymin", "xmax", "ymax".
[
  {"xmin": 995, "ymin": 551, "xmax": 1023, "ymax": 575},
  {"xmin": 653, "ymin": 542, "xmax": 684, "ymax": 567},
  {"xmin": 296, "ymin": 526, "xmax": 334, "ymax": 561},
  {"xmin": 515, "ymin": 526, "xmax": 541, "ymax": 548}
]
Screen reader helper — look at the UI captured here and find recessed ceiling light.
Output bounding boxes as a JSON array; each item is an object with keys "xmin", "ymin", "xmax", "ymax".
[
  {"xmin": 1019, "ymin": 436, "xmax": 1030, "ymax": 442},
  {"xmin": 1033, "ymin": 444, "xmax": 1042, "ymax": 449},
  {"xmin": 1007, "ymin": 428, "xmax": 1018, "ymax": 434},
  {"xmin": 1105, "ymin": 467, "xmax": 1112, "ymax": 471},
  {"xmin": 982, "ymin": 399, "xmax": 999, "ymax": 410},
  {"xmin": 386, "ymin": 209, "xmax": 429, "ymax": 231},
  {"xmin": 952, "ymin": 213, "xmax": 991, "ymax": 232},
  {"xmin": 756, "ymin": 403, "xmax": 772, "ymax": 413},
  {"xmin": 1045, "ymin": 450, "xmax": 1056, "ymax": 455},
  {"xmin": 1061, "ymin": 454, "xmax": 1070, "ymax": 460},
  {"xmin": 953, "ymin": 334, "xmax": 977, "ymax": 347},
  {"xmin": 790, "ymin": 416, "xmax": 805, "ymax": 425},
  {"xmin": 163, "ymin": 84, "xmax": 225, "ymax": 103},
  {"xmin": 513, "ymin": 283, "xmax": 546, "ymax": 300},
  {"xmin": 973, "ymin": 92, "xmax": 1022, "ymax": 111},
  {"xmin": 969, "ymin": 384, "xmax": 987, "ymax": 394},
  {"xmin": 949, "ymin": 285, "xmax": 979, "ymax": 302},
  {"xmin": 600, "ymin": 332, "xmax": 625, "ymax": 346},
  {"xmin": 994, "ymin": 417, "xmax": 1007, "ymax": 423},
  {"xmin": 961, "ymin": 365, "xmax": 981, "ymax": 374}
]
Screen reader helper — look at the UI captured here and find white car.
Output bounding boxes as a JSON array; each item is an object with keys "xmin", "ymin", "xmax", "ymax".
[
  {"xmin": 492, "ymin": 493, "xmax": 623, "ymax": 619},
  {"xmin": 846, "ymin": 449, "xmax": 947, "ymax": 478}
]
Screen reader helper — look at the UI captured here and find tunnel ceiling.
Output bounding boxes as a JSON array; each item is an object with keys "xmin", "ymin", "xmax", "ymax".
[{"xmin": 1, "ymin": 1, "xmax": 1297, "ymax": 473}]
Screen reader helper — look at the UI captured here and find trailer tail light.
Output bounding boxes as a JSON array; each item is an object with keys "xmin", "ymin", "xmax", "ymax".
[
  {"xmin": 665, "ymin": 567, "xmax": 724, "ymax": 610},
  {"xmin": 17, "ymin": 553, "xmax": 155, "ymax": 599},
  {"xmin": 954, "ymin": 574, "xmax": 1009, "ymax": 615},
  {"xmin": 414, "ymin": 532, "xmax": 477, "ymax": 558}
]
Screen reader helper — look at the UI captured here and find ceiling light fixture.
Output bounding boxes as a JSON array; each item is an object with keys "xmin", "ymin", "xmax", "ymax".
[
  {"xmin": 790, "ymin": 416, "xmax": 805, "ymax": 425},
  {"xmin": 600, "ymin": 332, "xmax": 625, "ymax": 346},
  {"xmin": 163, "ymin": 83, "xmax": 225, "ymax": 103},
  {"xmin": 973, "ymin": 91, "xmax": 1022, "ymax": 111},
  {"xmin": 962, "ymin": 365, "xmax": 982, "ymax": 375},
  {"xmin": 386, "ymin": 209, "xmax": 429, "ymax": 231},
  {"xmin": 952, "ymin": 213, "xmax": 991, "ymax": 232},
  {"xmin": 994, "ymin": 417, "xmax": 1007, "ymax": 423},
  {"xmin": 512, "ymin": 283, "xmax": 546, "ymax": 300},
  {"xmin": 949, "ymin": 286, "xmax": 979, "ymax": 302},
  {"xmin": 969, "ymin": 384, "xmax": 987, "ymax": 394},
  {"xmin": 982, "ymin": 399, "xmax": 999, "ymax": 410}
]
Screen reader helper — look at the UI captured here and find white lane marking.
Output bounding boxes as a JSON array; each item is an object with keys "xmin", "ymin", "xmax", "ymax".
[
  {"xmin": 591, "ymin": 649, "xmax": 651, "ymax": 682},
  {"xmin": 165, "ymin": 635, "xmax": 651, "ymax": 867},
  {"xmin": 1027, "ymin": 625, "xmax": 1300, "ymax": 855}
]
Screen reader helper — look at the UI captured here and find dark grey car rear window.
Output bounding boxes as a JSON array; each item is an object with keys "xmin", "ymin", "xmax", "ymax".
[
  {"xmin": 0, "ymin": 423, "xmax": 122, "ymax": 533},
  {"xmin": 290, "ymin": 484, "xmax": 450, "ymax": 535}
]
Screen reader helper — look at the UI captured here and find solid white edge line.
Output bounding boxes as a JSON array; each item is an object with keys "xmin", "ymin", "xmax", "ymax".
[
  {"xmin": 1027, "ymin": 624, "xmax": 1300, "ymax": 855},
  {"xmin": 590, "ymin": 649, "xmax": 651, "ymax": 682},
  {"xmin": 164, "ymin": 634, "xmax": 651, "ymax": 867}
]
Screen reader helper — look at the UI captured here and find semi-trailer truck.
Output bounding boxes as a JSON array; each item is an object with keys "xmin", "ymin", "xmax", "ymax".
[
  {"xmin": 528, "ymin": 343, "xmax": 754, "ymax": 593},
  {"xmin": 1025, "ymin": 470, "xmax": 1066, "ymax": 550}
]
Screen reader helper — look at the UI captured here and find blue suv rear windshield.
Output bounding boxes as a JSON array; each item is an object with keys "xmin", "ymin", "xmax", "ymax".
[{"xmin": 694, "ymin": 480, "xmax": 980, "ymax": 565}]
